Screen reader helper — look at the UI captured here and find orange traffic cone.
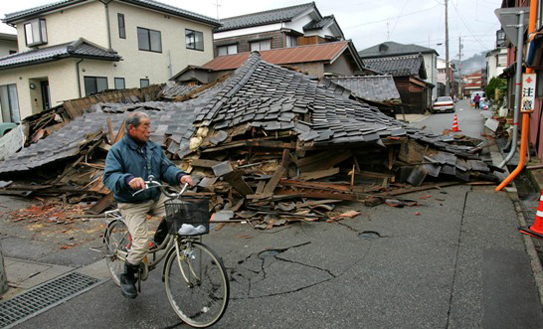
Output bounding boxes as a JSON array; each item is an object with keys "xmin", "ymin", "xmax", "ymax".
[
  {"xmin": 519, "ymin": 191, "xmax": 543, "ymax": 239},
  {"xmin": 452, "ymin": 114, "xmax": 461, "ymax": 132}
]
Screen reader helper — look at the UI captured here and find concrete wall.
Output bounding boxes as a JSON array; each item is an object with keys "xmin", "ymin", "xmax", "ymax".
[
  {"xmin": 326, "ymin": 55, "xmax": 355, "ymax": 76},
  {"xmin": 0, "ymin": 39, "xmax": 18, "ymax": 57},
  {"xmin": 16, "ymin": 1, "xmax": 108, "ymax": 51},
  {"xmin": 422, "ymin": 53, "xmax": 438, "ymax": 100},
  {"xmin": 108, "ymin": 1, "xmax": 215, "ymax": 87},
  {"xmin": 214, "ymin": 30, "xmax": 284, "ymax": 57},
  {"xmin": 0, "ymin": 59, "xmax": 80, "ymax": 122}
]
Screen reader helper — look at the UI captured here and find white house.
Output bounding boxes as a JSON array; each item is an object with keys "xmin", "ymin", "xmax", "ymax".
[
  {"xmin": 213, "ymin": 2, "xmax": 345, "ymax": 56},
  {"xmin": 486, "ymin": 47, "xmax": 508, "ymax": 81},
  {"xmin": 0, "ymin": 32, "xmax": 17, "ymax": 57},
  {"xmin": 0, "ymin": 0, "xmax": 220, "ymax": 123}
]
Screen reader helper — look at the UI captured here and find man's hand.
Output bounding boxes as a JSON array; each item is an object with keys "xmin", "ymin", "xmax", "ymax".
[
  {"xmin": 128, "ymin": 177, "xmax": 146, "ymax": 190},
  {"xmin": 180, "ymin": 175, "xmax": 194, "ymax": 187}
]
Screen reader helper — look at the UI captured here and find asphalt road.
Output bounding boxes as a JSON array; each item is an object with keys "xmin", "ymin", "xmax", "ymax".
[
  {"xmin": 11, "ymin": 185, "xmax": 543, "ymax": 329},
  {"xmin": 409, "ymin": 99, "xmax": 490, "ymax": 139}
]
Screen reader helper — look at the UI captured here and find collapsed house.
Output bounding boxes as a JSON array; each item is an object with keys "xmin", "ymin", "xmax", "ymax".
[{"xmin": 0, "ymin": 52, "xmax": 501, "ymax": 225}]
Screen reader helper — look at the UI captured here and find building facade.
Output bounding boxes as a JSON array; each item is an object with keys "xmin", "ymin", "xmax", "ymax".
[
  {"xmin": 358, "ymin": 41, "xmax": 439, "ymax": 102},
  {"xmin": 0, "ymin": 32, "xmax": 17, "ymax": 57},
  {"xmin": 213, "ymin": 2, "xmax": 345, "ymax": 57},
  {"xmin": 486, "ymin": 47, "xmax": 508, "ymax": 81},
  {"xmin": 0, "ymin": 0, "xmax": 220, "ymax": 123}
]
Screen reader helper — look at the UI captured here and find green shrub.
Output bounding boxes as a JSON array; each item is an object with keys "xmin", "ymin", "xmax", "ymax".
[{"xmin": 485, "ymin": 77, "xmax": 507, "ymax": 101}]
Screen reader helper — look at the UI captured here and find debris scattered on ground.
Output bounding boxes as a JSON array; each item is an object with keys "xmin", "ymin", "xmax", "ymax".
[{"xmin": 0, "ymin": 53, "xmax": 503, "ymax": 230}]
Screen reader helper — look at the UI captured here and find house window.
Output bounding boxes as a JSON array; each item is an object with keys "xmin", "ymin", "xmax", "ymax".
[
  {"xmin": 140, "ymin": 79, "xmax": 150, "ymax": 87},
  {"xmin": 0, "ymin": 84, "xmax": 20, "ymax": 123},
  {"xmin": 250, "ymin": 39, "xmax": 271, "ymax": 52},
  {"xmin": 118, "ymin": 14, "xmax": 126, "ymax": 39},
  {"xmin": 137, "ymin": 27, "xmax": 162, "ymax": 53},
  {"xmin": 84, "ymin": 76, "xmax": 108, "ymax": 96},
  {"xmin": 217, "ymin": 44, "xmax": 237, "ymax": 56},
  {"xmin": 286, "ymin": 35, "xmax": 297, "ymax": 48},
  {"xmin": 114, "ymin": 77, "xmax": 125, "ymax": 90},
  {"xmin": 185, "ymin": 29, "xmax": 204, "ymax": 51},
  {"xmin": 24, "ymin": 19, "xmax": 47, "ymax": 47}
]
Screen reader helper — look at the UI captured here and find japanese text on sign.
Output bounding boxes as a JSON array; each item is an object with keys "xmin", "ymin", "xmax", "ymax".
[{"xmin": 521, "ymin": 73, "xmax": 537, "ymax": 113}]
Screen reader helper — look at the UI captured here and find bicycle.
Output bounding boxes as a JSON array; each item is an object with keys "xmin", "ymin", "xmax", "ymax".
[{"xmin": 103, "ymin": 176, "xmax": 230, "ymax": 328}]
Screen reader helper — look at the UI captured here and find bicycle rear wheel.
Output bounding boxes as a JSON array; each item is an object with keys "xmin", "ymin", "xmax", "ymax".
[
  {"xmin": 164, "ymin": 241, "xmax": 229, "ymax": 328},
  {"xmin": 104, "ymin": 219, "xmax": 130, "ymax": 286}
]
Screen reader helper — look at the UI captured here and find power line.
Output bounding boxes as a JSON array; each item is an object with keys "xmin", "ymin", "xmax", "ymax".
[
  {"xmin": 343, "ymin": 4, "xmax": 440, "ymax": 30},
  {"xmin": 450, "ymin": 0, "xmax": 490, "ymax": 50},
  {"xmin": 390, "ymin": 0, "xmax": 410, "ymax": 37}
]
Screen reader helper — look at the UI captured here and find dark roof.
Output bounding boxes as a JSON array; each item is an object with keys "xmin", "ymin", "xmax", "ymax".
[
  {"xmin": 303, "ymin": 15, "xmax": 334, "ymax": 30},
  {"xmin": 0, "ymin": 53, "xmax": 489, "ymax": 178},
  {"xmin": 215, "ymin": 2, "xmax": 315, "ymax": 32},
  {"xmin": 0, "ymin": 38, "xmax": 120, "ymax": 70},
  {"xmin": 362, "ymin": 55, "xmax": 427, "ymax": 79},
  {"xmin": 329, "ymin": 75, "xmax": 401, "ymax": 103},
  {"xmin": 0, "ymin": 32, "xmax": 17, "ymax": 41},
  {"xmin": 3, "ymin": 0, "xmax": 220, "ymax": 27},
  {"xmin": 358, "ymin": 41, "xmax": 439, "ymax": 58}
]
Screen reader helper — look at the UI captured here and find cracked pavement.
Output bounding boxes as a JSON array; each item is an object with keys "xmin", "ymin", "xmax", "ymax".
[{"xmin": 5, "ymin": 185, "xmax": 543, "ymax": 328}]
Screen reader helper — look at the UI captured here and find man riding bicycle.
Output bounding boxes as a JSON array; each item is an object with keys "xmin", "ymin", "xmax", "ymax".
[{"xmin": 103, "ymin": 111, "xmax": 193, "ymax": 299}]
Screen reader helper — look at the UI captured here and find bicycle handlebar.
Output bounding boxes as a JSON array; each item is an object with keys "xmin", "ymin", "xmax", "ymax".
[{"xmin": 132, "ymin": 175, "xmax": 190, "ymax": 199}]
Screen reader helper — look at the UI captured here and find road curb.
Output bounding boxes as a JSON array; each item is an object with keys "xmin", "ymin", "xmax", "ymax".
[{"xmin": 488, "ymin": 135, "xmax": 543, "ymax": 307}]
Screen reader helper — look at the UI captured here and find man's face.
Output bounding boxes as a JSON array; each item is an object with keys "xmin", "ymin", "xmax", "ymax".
[{"xmin": 128, "ymin": 117, "xmax": 151, "ymax": 143}]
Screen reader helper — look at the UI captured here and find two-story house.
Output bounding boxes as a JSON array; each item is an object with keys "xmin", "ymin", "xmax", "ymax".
[
  {"xmin": 213, "ymin": 2, "xmax": 345, "ymax": 57},
  {"xmin": 358, "ymin": 41, "xmax": 439, "ymax": 103},
  {"xmin": 0, "ymin": 32, "xmax": 17, "ymax": 57},
  {"xmin": 0, "ymin": 0, "xmax": 220, "ymax": 123}
]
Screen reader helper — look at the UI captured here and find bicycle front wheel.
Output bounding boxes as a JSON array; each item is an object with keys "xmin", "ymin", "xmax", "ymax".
[{"xmin": 164, "ymin": 241, "xmax": 229, "ymax": 328}]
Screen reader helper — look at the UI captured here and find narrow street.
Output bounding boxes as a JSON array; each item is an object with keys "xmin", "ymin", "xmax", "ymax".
[
  {"xmin": 409, "ymin": 99, "xmax": 489, "ymax": 139},
  {"xmin": 2, "ymin": 108, "xmax": 543, "ymax": 328}
]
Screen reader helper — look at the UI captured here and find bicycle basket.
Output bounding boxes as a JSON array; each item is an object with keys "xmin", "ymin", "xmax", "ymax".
[{"xmin": 164, "ymin": 198, "xmax": 210, "ymax": 235}]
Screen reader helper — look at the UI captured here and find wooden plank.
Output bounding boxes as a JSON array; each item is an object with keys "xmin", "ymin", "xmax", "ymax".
[
  {"xmin": 296, "ymin": 199, "xmax": 344, "ymax": 208},
  {"xmin": 88, "ymin": 192, "xmax": 115, "ymax": 214},
  {"xmin": 223, "ymin": 170, "xmax": 253, "ymax": 196},
  {"xmin": 299, "ymin": 167, "xmax": 340, "ymax": 180},
  {"xmin": 261, "ymin": 166, "xmax": 286, "ymax": 197},
  {"xmin": 113, "ymin": 120, "xmax": 125, "ymax": 144},
  {"xmin": 191, "ymin": 159, "xmax": 221, "ymax": 168},
  {"xmin": 298, "ymin": 151, "xmax": 352, "ymax": 172},
  {"xmin": 106, "ymin": 117, "xmax": 114, "ymax": 143},
  {"xmin": 255, "ymin": 180, "xmax": 266, "ymax": 194}
]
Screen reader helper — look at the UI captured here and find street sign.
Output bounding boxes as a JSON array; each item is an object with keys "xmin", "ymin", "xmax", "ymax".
[{"xmin": 521, "ymin": 73, "xmax": 537, "ymax": 113}]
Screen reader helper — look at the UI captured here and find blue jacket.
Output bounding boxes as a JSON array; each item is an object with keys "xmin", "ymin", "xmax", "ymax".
[{"xmin": 103, "ymin": 135, "xmax": 184, "ymax": 203}]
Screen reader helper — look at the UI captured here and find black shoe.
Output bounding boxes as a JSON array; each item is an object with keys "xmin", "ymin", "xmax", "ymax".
[{"xmin": 120, "ymin": 262, "xmax": 138, "ymax": 299}]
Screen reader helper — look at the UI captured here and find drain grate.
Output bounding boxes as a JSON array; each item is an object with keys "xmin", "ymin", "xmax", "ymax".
[{"xmin": 0, "ymin": 272, "xmax": 101, "ymax": 328}]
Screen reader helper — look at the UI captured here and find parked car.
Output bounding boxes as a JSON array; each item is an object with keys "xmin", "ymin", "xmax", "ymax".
[{"xmin": 431, "ymin": 96, "xmax": 455, "ymax": 113}]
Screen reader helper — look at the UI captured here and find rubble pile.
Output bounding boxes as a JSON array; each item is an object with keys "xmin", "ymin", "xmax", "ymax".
[{"xmin": 0, "ymin": 53, "xmax": 503, "ymax": 228}]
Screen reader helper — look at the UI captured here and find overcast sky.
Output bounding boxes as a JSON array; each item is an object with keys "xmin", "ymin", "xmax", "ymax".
[{"xmin": 0, "ymin": 0, "xmax": 502, "ymax": 59}]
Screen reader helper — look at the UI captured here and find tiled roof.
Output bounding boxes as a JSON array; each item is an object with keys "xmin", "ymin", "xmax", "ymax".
[
  {"xmin": 0, "ymin": 82, "xmax": 226, "ymax": 174},
  {"xmin": 3, "ymin": 0, "xmax": 220, "ymax": 26},
  {"xmin": 329, "ymin": 75, "xmax": 401, "ymax": 103},
  {"xmin": 203, "ymin": 41, "xmax": 350, "ymax": 71},
  {"xmin": 362, "ymin": 55, "xmax": 427, "ymax": 79},
  {"xmin": 0, "ymin": 38, "xmax": 120, "ymax": 70},
  {"xmin": 0, "ymin": 52, "xmax": 487, "ymax": 177},
  {"xmin": 358, "ymin": 41, "xmax": 439, "ymax": 58},
  {"xmin": 215, "ymin": 2, "xmax": 315, "ymax": 32},
  {"xmin": 303, "ymin": 15, "xmax": 334, "ymax": 30}
]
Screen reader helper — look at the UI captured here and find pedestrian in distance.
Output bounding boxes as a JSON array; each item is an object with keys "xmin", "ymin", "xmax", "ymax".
[
  {"xmin": 103, "ymin": 111, "xmax": 194, "ymax": 299},
  {"xmin": 473, "ymin": 94, "xmax": 481, "ymax": 109}
]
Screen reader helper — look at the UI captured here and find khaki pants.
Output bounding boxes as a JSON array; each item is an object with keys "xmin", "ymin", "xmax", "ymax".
[{"xmin": 118, "ymin": 193, "xmax": 168, "ymax": 265}]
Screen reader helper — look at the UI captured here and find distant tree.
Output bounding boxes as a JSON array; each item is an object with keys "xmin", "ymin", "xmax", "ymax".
[{"xmin": 485, "ymin": 77, "xmax": 506, "ymax": 101}]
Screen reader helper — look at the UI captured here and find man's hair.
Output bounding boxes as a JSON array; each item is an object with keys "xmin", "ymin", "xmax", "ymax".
[{"xmin": 125, "ymin": 111, "xmax": 150, "ymax": 133}]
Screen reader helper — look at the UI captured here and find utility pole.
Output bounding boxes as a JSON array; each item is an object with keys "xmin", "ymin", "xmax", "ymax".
[
  {"xmin": 445, "ymin": 0, "xmax": 450, "ymax": 95},
  {"xmin": 214, "ymin": 0, "xmax": 221, "ymax": 19},
  {"xmin": 458, "ymin": 36, "xmax": 462, "ymax": 98}
]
